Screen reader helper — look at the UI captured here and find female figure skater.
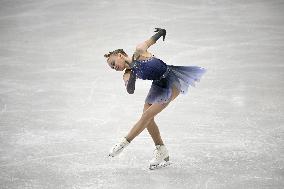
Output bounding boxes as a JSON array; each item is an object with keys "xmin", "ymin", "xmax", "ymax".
[{"xmin": 104, "ymin": 28, "xmax": 206, "ymax": 170}]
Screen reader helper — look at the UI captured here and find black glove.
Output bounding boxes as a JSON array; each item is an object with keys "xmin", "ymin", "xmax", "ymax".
[
  {"xmin": 126, "ymin": 70, "xmax": 136, "ymax": 94},
  {"xmin": 151, "ymin": 28, "xmax": 167, "ymax": 42}
]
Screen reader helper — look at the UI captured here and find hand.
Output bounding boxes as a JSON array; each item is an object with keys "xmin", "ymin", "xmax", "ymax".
[
  {"xmin": 123, "ymin": 72, "xmax": 130, "ymax": 81},
  {"xmin": 154, "ymin": 28, "xmax": 166, "ymax": 41}
]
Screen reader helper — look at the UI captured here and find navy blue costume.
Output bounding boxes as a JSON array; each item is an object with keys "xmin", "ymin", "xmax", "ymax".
[{"xmin": 127, "ymin": 55, "xmax": 206, "ymax": 104}]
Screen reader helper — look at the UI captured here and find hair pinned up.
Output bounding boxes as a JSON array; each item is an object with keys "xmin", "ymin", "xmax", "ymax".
[{"xmin": 104, "ymin": 49, "xmax": 127, "ymax": 59}]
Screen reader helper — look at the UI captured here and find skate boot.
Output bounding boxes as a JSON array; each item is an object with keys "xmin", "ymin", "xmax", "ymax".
[
  {"xmin": 108, "ymin": 137, "xmax": 130, "ymax": 157},
  {"xmin": 149, "ymin": 144, "xmax": 171, "ymax": 170}
]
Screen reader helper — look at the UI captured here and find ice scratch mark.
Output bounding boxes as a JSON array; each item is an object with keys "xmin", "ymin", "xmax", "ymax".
[
  {"xmin": 0, "ymin": 151, "xmax": 100, "ymax": 168},
  {"xmin": 205, "ymin": 178, "xmax": 214, "ymax": 189},
  {"xmin": 1, "ymin": 104, "xmax": 7, "ymax": 114}
]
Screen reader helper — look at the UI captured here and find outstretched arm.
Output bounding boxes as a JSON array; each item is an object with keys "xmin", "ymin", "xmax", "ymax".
[{"xmin": 136, "ymin": 28, "xmax": 167, "ymax": 52}]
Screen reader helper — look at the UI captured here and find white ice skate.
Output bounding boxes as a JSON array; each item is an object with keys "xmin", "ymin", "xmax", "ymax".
[
  {"xmin": 108, "ymin": 137, "xmax": 130, "ymax": 157},
  {"xmin": 149, "ymin": 144, "xmax": 172, "ymax": 170}
]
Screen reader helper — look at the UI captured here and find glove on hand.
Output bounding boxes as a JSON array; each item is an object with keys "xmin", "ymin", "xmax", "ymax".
[{"xmin": 152, "ymin": 28, "xmax": 167, "ymax": 42}]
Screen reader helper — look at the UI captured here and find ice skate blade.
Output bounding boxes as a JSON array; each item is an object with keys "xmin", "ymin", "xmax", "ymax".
[{"xmin": 149, "ymin": 161, "xmax": 172, "ymax": 170}]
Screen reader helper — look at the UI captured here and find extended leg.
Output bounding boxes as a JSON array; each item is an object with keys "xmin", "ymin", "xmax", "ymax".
[
  {"xmin": 125, "ymin": 102, "xmax": 169, "ymax": 142},
  {"xmin": 109, "ymin": 86, "xmax": 180, "ymax": 158},
  {"xmin": 125, "ymin": 85, "xmax": 180, "ymax": 142}
]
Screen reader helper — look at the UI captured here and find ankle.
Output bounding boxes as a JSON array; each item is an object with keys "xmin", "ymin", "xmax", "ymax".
[
  {"xmin": 124, "ymin": 137, "xmax": 131, "ymax": 143},
  {"xmin": 155, "ymin": 143, "xmax": 164, "ymax": 146}
]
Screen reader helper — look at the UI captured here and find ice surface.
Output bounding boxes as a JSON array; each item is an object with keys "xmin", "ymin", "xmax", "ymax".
[{"xmin": 0, "ymin": 0, "xmax": 284, "ymax": 188}]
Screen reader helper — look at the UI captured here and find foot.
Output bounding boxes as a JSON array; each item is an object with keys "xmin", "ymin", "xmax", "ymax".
[
  {"xmin": 149, "ymin": 144, "xmax": 171, "ymax": 170},
  {"xmin": 149, "ymin": 159, "xmax": 172, "ymax": 170},
  {"xmin": 109, "ymin": 137, "xmax": 130, "ymax": 157}
]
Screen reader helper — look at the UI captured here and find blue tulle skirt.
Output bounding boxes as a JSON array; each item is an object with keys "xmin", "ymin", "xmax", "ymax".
[{"xmin": 145, "ymin": 65, "xmax": 206, "ymax": 104}]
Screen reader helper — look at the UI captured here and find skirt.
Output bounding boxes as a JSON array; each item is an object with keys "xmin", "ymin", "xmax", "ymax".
[{"xmin": 145, "ymin": 65, "xmax": 207, "ymax": 104}]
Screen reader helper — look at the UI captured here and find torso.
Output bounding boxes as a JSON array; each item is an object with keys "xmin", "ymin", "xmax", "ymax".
[
  {"xmin": 124, "ymin": 51, "xmax": 154, "ymax": 74},
  {"xmin": 129, "ymin": 51, "xmax": 168, "ymax": 81},
  {"xmin": 133, "ymin": 51, "xmax": 155, "ymax": 62}
]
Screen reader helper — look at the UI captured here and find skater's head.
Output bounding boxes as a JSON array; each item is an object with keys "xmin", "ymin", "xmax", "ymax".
[{"xmin": 104, "ymin": 49, "xmax": 131, "ymax": 71}]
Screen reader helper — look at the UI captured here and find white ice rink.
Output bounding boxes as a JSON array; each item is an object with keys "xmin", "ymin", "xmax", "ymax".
[{"xmin": 0, "ymin": 0, "xmax": 283, "ymax": 188}]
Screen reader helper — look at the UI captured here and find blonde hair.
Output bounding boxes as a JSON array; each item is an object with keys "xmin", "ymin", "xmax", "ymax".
[
  {"xmin": 104, "ymin": 49, "xmax": 128, "ymax": 60},
  {"xmin": 104, "ymin": 49, "xmax": 132, "ymax": 73}
]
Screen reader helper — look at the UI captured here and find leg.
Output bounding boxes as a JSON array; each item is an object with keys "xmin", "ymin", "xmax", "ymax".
[
  {"xmin": 126, "ymin": 85, "xmax": 180, "ymax": 142},
  {"xmin": 143, "ymin": 103, "xmax": 164, "ymax": 145}
]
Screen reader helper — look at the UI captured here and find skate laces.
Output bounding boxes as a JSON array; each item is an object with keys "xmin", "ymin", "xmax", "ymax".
[
  {"xmin": 113, "ymin": 138, "xmax": 129, "ymax": 150},
  {"xmin": 154, "ymin": 149, "xmax": 162, "ymax": 159},
  {"xmin": 153, "ymin": 145, "xmax": 165, "ymax": 159}
]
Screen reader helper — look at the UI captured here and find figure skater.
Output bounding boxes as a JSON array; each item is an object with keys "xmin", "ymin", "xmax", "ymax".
[{"xmin": 104, "ymin": 28, "xmax": 206, "ymax": 169}]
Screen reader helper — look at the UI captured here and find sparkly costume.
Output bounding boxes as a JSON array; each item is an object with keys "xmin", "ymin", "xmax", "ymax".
[{"xmin": 127, "ymin": 55, "xmax": 206, "ymax": 104}]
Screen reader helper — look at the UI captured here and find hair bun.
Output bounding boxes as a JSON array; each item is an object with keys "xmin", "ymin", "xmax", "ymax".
[{"xmin": 104, "ymin": 49, "xmax": 127, "ymax": 58}]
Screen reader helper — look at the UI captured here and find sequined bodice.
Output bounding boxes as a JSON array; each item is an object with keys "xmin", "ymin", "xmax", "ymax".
[{"xmin": 129, "ymin": 57, "xmax": 168, "ymax": 80}]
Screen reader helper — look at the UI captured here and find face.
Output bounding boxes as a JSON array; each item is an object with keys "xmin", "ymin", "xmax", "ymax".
[{"xmin": 107, "ymin": 53, "xmax": 126, "ymax": 71}]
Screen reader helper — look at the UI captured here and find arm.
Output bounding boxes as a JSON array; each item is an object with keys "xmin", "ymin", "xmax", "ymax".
[
  {"xmin": 123, "ymin": 69, "xmax": 136, "ymax": 94},
  {"xmin": 135, "ymin": 28, "xmax": 167, "ymax": 53}
]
